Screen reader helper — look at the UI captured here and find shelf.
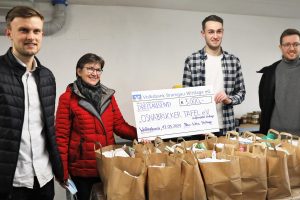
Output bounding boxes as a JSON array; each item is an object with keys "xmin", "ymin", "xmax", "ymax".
[{"xmin": 237, "ymin": 123, "xmax": 260, "ymax": 133}]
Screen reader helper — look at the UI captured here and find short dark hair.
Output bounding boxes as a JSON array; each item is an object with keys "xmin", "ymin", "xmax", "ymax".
[
  {"xmin": 76, "ymin": 53, "xmax": 105, "ymax": 77},
  {"xmin": 6, "ymin": 6, "xmax": 44, "ymax": 28},
  {"xmin": 280, "ymin": 28, "xmax": 300, "ymax": 44},
  {"xmin": 202, "ymin": 15, "xmax": 223, "ymax": 31}
]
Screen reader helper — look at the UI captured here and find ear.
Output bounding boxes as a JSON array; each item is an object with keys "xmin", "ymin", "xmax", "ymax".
[
  {"xmin": 76, "ymin": 68, "xmax": 82, "ymax": 77},
  {"xmin": 201, "ymin": 30, "xmax": 205, "ymax": 37},
  {"xmin": 5, "ymin": 28, "xmax": 12, "ymax": 39}
]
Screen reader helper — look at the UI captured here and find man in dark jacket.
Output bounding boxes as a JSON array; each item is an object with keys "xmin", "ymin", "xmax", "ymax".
[
  {"xmin": 258, "ymin": 28, "xmax": 300, "ymax": 135},
  {"xmin": 0, "ymin": 6, "xmax": 63, "ymax": 200}
]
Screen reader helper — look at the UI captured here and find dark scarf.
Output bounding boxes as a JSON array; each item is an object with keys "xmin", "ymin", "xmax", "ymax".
[{"xmin": 75, "ymin": 77, "xmax": 102, "ymax": 113}]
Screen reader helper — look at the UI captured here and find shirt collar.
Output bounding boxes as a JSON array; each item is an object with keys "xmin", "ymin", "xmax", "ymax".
[
  {"xmin": 12, "ymin": 53, "xmax": 38, "ymax": 72},
  {"xmin": 200, "ymin": 47, "xmax": 229, "ymax": 60}
]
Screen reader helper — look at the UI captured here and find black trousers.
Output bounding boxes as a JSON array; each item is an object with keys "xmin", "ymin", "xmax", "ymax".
[
  {"xmin": 10, "ymin": 177, "xmax": 54, "ymax": 200},
  {"xmin": 71, "ymin": 176, "xmax": 101, "ymax": 200}
]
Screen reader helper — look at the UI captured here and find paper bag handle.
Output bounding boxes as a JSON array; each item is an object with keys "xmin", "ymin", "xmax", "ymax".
[
  {"xmin": 251, "ymin": 142, "xmax": 267, "ymax": 155},
  {"xmin": 176, "ymin": 137, "xmax": 185, "ymax": 144},
  {"xmin": 205, "ymin": 132, "xmax": 217, "ymax": 140},
  {"xmin": 94, "ymin": 142, "xmax": 103, "ymax": 158},
  {"xmin": 226, "ymin": 131, "xmax": 239, "ymax": 139},
  {"xmin": 279, "ymin": 132, "xmax": 293, "ymax": 143},
  {"xmin": 267, "ymin": 129, "xmax": 280, "ymax": 139},
  {"xmin": 243, "ymin": 131, "xmax": 257, "ymax": 142},
  {"xmin": 133, "ymin": 139, "xmax": 139, "ymax": 146},
  {"xmin": 154, "ymin": 137, "xmax": 164, "ymax": 147}
]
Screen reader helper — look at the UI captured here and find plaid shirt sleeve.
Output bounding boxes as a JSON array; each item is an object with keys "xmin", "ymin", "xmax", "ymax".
[
  {"xmin": 182, "ymin": 50, "xmax": 205, "ymax": 87},
  {"xmin": 223, "ymin": 53, "xmax": 246, "ymax": 106},
  {"xmin": 182, "ymin": 57, "xmax": 193, "ymax": 87}
]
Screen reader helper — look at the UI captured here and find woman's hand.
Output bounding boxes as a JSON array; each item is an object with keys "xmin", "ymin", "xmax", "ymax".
[
  {"xmin": 140, "ymin": 139, "xmax": 152, "ymax": 144},
  {"xmin": 56, "ymin": 177, "xmax": 69, "ymax": 189}
]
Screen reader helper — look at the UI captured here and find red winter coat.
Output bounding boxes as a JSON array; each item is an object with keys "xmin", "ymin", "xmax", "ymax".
[{"xmin": 55, "ymin": 84, "xmax": 137, "ymax": 180}]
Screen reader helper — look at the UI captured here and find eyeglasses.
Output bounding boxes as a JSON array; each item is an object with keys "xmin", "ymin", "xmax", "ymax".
[
  {"xmin": 83, "ymin": 67, "xmax": 103, "ymax": 74},
  {"xmin": 281, "ymin": 42, "xmax": 300, "ymax": 49}
]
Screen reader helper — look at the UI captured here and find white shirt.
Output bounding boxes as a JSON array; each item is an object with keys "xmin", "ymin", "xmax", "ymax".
[
  {"xmin": 12, "ymin": 56, "xmax": 53, "ymax": 188},
  {"xmin": 205, "ymin": 54, "xmax": 224, "ymax": 128}
]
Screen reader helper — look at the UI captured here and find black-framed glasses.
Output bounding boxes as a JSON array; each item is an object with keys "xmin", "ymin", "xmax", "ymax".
[
  {"xmin": 281, "ymin": 42, "xmax": 300, "ymax": 49},
  {"xmin": 83, "ymin": 67, "xmax": 103, "ymax": 74}
]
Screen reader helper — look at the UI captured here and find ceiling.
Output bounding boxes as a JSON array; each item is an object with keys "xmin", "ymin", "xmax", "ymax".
[{"xmin": 2, "ymin": 0, "xmax": 300, "ymax": 19}]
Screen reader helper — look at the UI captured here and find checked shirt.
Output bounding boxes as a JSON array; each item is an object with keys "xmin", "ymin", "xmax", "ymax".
[{"xmin": 182, "ymin": 48, "xmax": 246, "ymax": 132}]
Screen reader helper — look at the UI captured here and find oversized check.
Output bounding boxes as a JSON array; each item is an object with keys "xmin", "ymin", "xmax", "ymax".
[{"xmin": 132, "ymin": 86, "xmax": 219, "ymax": 141}]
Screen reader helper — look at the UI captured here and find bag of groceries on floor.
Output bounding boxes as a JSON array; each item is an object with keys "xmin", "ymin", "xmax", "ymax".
[
  {"xmin": 132, "ymin": 139, "xmax": 159, "ymax": 156},
  {"xmin": 171, "ymin": 149, "xmax": 207, "ymax": 200},
  {"xmin": 197, "ymin": 148, "xmax": 242, "ymax": 200},
  {"xmin": 255, "ymin": 140, "xmax": 292, "ymax": 199},
  {"xmin": 95, "ymin": 144, "xmax": 146, "ymax": 199},
  {"xmin": 278, "ymin": 132, "xmax": 300, "ymax": 188},
  {"xmin": 224, "ymin": 143, "xmax": 268, "ymax": 199},
  {"xmin": 106, "ymin": 156, "xmax": 147, "ymax": 200},
  {"xmin": 146, "ymin": 153, "xmax": 182, "ymax": 200}
]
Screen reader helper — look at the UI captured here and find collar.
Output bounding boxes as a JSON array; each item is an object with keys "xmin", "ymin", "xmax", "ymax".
[
  {"xmin": 12, "ymin": 53, "xmax": 38, "ymax": 72},
  {"xmin": 199, "ymin": 47, "xmax": 229, "ymax": 60}
]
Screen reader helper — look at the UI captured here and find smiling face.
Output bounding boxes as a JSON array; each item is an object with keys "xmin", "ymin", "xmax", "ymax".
[
  {"xmin": 77, "ymin": 62, "xmax": 102, "ymax": 86},
  {"xmin": 201, "ymin": 21, "xmax": 224, "ymax": 52},
  {"xmin": 6, "ymin": 16, "xmax": 43, "ymax": 61},
  {"xmin": 280, "ymin": 34, "xmax": 300, "ymax": 61}
]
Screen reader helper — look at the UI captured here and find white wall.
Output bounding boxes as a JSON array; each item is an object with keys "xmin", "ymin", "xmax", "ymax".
[
  {"xmin": 1, "ymin": 5, "xmax": 299, "ymax": 120},
  {"xmin": 1, "ymin": 4, "xmax": 299, "ymax": 199}
]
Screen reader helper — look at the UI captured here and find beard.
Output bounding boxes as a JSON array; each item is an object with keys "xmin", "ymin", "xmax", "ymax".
[
  {"xmin": 17, "ymin": 46, "xmax": 40, "ymax": 57},
  {"xmin": 206, "ymin": 42, "xmax": 221, "ymax": 51}
]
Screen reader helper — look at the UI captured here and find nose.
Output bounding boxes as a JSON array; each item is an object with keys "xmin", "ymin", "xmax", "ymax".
[
  {"xmin": 213, "ymin": 32, "xmax": 218, "ymax": 38},
  {"xmin": 91, "ymin": 70, "xmax": 98, "ymax": 75},
  {"xmin": 26, "ymin": 31, "xmax": 35, "ymax": 40}
]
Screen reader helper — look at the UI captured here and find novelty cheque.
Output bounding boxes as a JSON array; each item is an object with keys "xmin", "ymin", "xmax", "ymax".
[{"xmin": 132, "ymin": 86, "xmax": 219, "ymax": 141}]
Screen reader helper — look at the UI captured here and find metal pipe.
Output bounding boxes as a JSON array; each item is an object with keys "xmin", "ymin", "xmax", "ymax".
[{"xmin": 0, "ymin": 0, "xmax": 67, "ymax": 36}]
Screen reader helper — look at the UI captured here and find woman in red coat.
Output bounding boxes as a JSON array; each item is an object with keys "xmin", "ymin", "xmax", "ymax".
[{"xmin": 55, "ymin": 53, "xmax": 137, "ymax": 200}]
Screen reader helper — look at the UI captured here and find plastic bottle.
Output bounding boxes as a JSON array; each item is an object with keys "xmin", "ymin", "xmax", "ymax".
[{"xmin": 212, "ymin": 144, "xmax": 217, "ymax": 159}]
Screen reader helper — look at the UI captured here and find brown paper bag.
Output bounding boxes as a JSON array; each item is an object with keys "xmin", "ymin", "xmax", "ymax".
[
  {"xmin": 235, "ymin": 151, "xmax": 268, "ymax": 199},
  {"xmin": 252, "ymin": 141, "xmax": 291, "ymax": 199},
  {"xmin": 221, "ymin": 143, "xmax": 268, "ymax": 199},
  {"xmin": 279, "ymin": 132, "xmax": 300, "ymax": 188},
  {"xmin": 198, "ymin": 153, "xmax": 242, "ymax": 200},
  {"xmin": 95, "ymin": 144, "xmax": 123, "ymax": 196},
  {"xmin": 107, "ymin": 160, "xmax": 147, "ymax": 200},
  {"xmin": 216, "ymin": 131, "xmax": 240, "ymax": 150},
  {"xmin": 172, "ymin": 151, "xmax": 207, "ymax": 200},
  {"xmin": 176, "ymin": 137, "xmax": 199, "ymax": 150},
  {"xmin": 95, "ymin": 145, "xmax": 143, "ymax": 197},
  {"xmin": 153, "ymin": 137, "xmax": 177, "ymax": 153},
  {"xmin": 133, "ymin": 140, "xmax": 157, "ymax": 154},
  {"xmin": 146, "ymin": 153, "xmax": 182, "ymax": 200},
  {"xmin": 202, "ymin": 133, "xmax": 218, "ymax": 150},
  {"xmin": 266, "ymin": 144, "xmax": 292, "ymax": 199}
]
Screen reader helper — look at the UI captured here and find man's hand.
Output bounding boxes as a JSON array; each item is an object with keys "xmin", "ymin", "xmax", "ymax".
[{"xmin": 214, "ymin": 91, "xmax": 232, "ymax": 105}]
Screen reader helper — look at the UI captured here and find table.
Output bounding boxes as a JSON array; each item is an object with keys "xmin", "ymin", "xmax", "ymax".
[{"xmin": 237, "ymin": 123, "xmax": 260, "ymax": 133}]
